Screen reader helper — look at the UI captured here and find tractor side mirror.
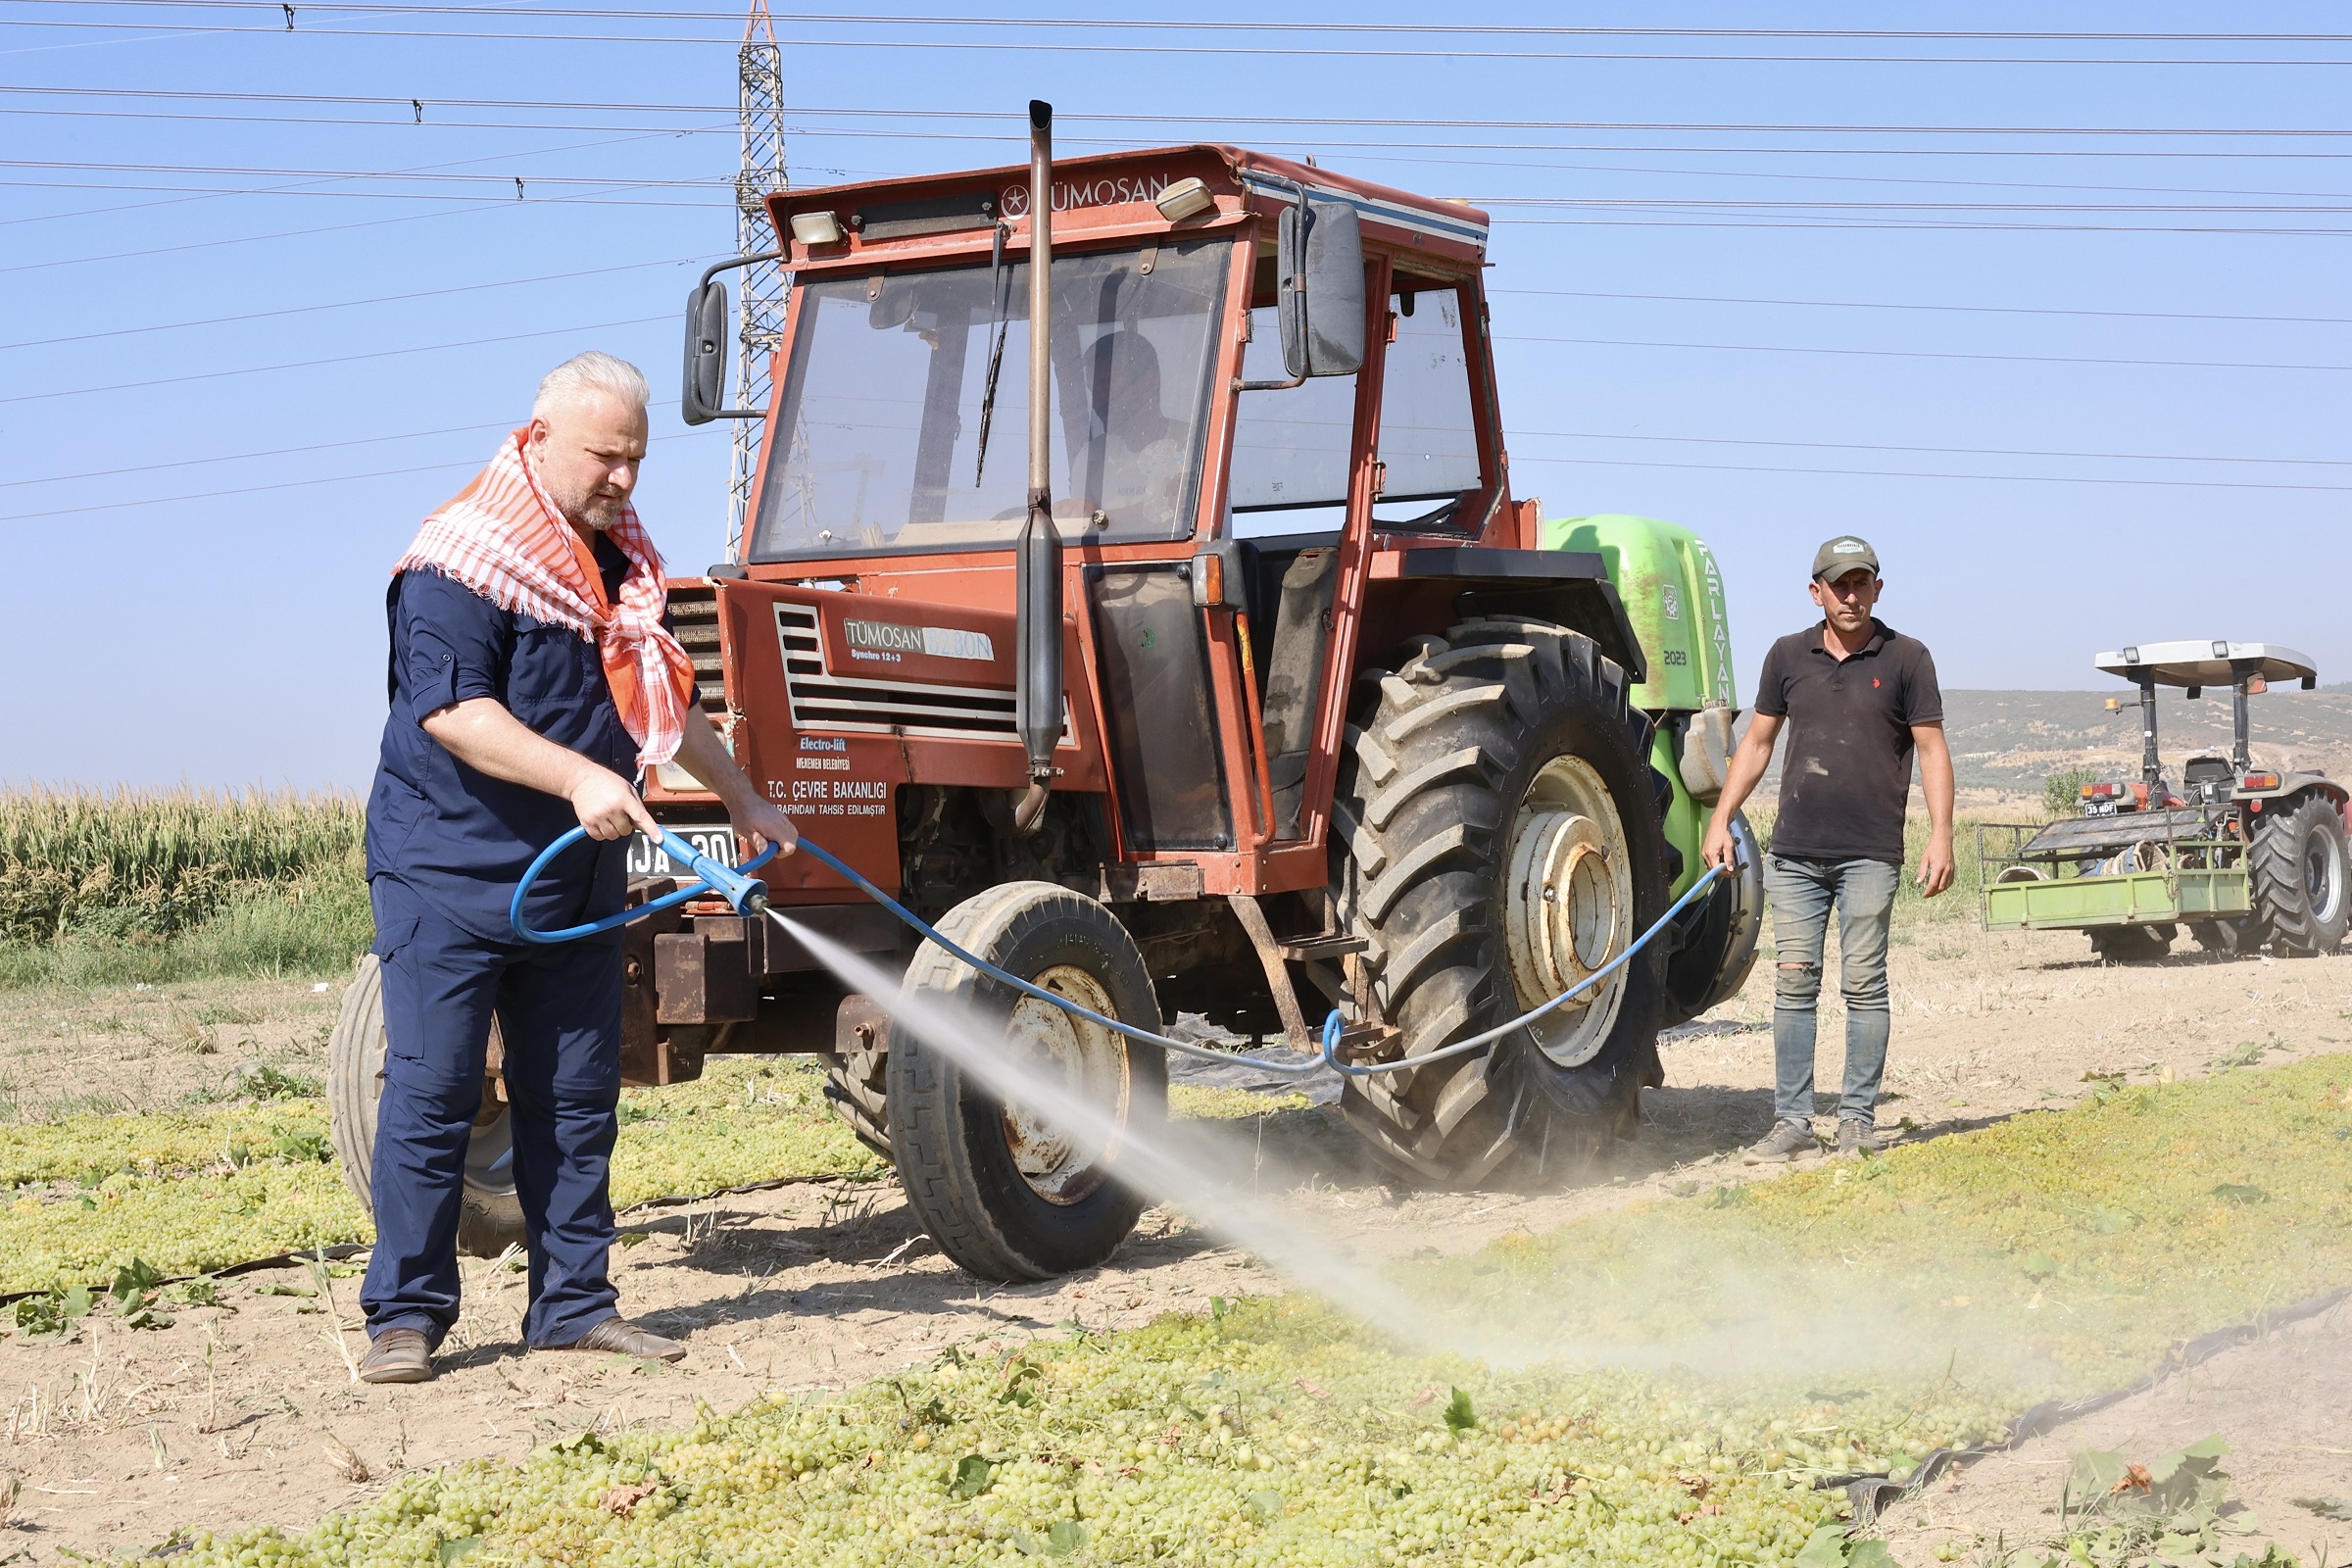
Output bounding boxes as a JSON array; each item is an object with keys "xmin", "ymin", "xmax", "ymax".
[
  {"xmin": 1277, "ymin": 196, "xmax": 1365, "ymax": 380},
  {"xmin": 680, "ymin": 279, "xmax": 729, "ymax": 426}
]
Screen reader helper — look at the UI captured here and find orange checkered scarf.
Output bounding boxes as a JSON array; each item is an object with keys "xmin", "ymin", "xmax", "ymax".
[{"xmin": 394, "ymin": 427, "xmax": 696, "ymax": 768}]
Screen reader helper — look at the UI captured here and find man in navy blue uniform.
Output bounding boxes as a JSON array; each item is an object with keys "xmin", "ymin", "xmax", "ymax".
[{"xmin": 360, "ymin": 351, "xmax": 796, "ymax": 1384}]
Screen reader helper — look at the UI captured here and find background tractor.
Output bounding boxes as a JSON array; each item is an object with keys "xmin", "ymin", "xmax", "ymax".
[
  {"xmin": 1980, "ymin": 641, "xmax": 2348, "ymax": 961},
  {"xmin": 331, "ymin": 106, "xmax": 1758, "ymax": 1279}
]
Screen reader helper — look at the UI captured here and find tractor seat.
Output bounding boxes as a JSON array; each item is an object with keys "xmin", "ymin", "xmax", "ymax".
[{"xmin": 2181, "ymin": 754, "xmax": 2234, "ymax": 805}]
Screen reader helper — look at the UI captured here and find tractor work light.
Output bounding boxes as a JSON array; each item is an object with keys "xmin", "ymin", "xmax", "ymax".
[
  {"xmin": 2240, "ymin": 772, "xmax": 2280, "ymax": 791},
  {"xmin": 1154, "ymin": 177, "xmax": 1216, "ymax": 222},
  {"xmin": 790, "ymin": 210, "xmax": 844, "ymax": 247}
]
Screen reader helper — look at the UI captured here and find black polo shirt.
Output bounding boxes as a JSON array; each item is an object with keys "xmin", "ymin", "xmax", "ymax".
[{"xmin": 1753, "ymin": 618, "xmax": 1942, "ymax": 865}]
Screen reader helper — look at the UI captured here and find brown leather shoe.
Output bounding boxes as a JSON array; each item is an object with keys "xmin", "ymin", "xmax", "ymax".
[
  {"xmin": 359, "ymin": 1327, "xmax": 434, "ymax": 1384},
  {"xmin": 542, "ymin": 1317, "xmax": 685, "ymax": 1362}
]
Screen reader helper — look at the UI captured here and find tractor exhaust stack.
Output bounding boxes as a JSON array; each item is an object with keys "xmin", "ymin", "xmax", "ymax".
[{"xmin": 1012, "ymin": 98, "xmax": 1061, "ymax": 834}]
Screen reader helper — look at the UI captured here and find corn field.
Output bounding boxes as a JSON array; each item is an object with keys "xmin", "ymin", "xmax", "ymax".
[{"xmin": 0, "ymin": 789, "xmax": 368, "ymax": 970}]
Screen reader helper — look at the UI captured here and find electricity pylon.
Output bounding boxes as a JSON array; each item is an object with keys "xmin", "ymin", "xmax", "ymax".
[{"xmin": 728, "ymin": 0, "xmax": 787, "ymax": 560}]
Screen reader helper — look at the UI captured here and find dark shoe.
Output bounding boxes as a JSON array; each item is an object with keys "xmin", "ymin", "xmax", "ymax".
[
  {"xmin": 542, "ymin": 1317, "xmax": 685, "ymax": 1362},
  {"xmin": 1836, "ymin": 1119, "xmax": 1880, "ymax": 1159},
  {"xmin": 1742, "ymin": 1119, "xmax": 1819, "ymax": 1165},
  {"xmin": 359, "ymin": 1328, "xmax": 434, "ymax": 1385}
]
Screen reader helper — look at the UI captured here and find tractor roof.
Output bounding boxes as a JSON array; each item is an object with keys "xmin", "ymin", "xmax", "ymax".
[
  {"xmin": 765, "ymin": 143, "xmax": 1492, "ymax": 269},
  {"xmin": 2094, "ymin": 640, "xmax": 2319, "ymax": 688}
]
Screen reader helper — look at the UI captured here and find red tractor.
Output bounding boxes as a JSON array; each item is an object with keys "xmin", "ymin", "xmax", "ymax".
[{"xmin": 332, "ymin": 105, "xmax": 1759, "ymax": 1280}]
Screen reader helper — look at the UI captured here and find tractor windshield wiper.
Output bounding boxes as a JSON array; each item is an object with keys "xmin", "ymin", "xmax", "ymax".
[{"xmin": 973, "ymin": 220, "xmax": 1013, "ymax": 488}]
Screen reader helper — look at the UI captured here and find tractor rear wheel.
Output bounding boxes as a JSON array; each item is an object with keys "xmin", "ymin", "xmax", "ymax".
[
  {"xmin": 885, "ymin": 882, "xmax": 1167, "ymax": 1281},
  {"xmin": 2250, "ymin": 794, "xmax": 2350, "ymax": 956},
  {"xmin": 327, "ymin": 955, "xmax": 526, "ymax": 1258},
  {"xmin": 2088, "ymin": 924, "xmax": 2173, "ymax": 962},
  {"xmin": 1330, "ymin": 616, "xmax": 1670, "ymax": 1186}
]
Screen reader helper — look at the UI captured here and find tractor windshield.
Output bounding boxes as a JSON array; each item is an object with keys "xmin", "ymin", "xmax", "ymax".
[{"xmin": 751, "ymin": 239, "xmax": 1228, "ymax": 559}]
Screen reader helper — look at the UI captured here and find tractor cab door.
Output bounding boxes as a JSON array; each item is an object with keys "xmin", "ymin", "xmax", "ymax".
[{"xmin": 1217, "ymin": 270, "xmax": 1494, "ymax": 844}]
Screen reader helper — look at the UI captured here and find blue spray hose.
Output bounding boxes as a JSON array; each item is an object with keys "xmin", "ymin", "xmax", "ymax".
[
  {"xmin": 510, "ymin": 826, "xmax": 779, "ymax": 945},
  {"xmin": 512, "ymin": 825, "xmax": 1728, "ymax": 1079}
]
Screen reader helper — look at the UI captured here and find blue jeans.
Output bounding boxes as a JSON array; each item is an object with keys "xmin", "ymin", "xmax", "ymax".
[
  {"xmin": 1764, "ymin": 854, "xmax": 1899, "ymax": 1126},
  {"xmin": 361, "ymin": 876, "xmax": 624, "ymax": 1349}
]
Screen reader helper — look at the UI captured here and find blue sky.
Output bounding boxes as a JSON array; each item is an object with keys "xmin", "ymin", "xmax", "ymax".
[{"xmin": 3, "ymin": 4, "xmax": 2348, "ymax": 788}]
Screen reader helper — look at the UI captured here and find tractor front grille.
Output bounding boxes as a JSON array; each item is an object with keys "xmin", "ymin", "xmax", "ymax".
[
  {"xmin": 666, "ymin": 584, "xmax": 728, "ymax": 716},
  {"xmin": 773, "ymin": 605, "xmax": 1019, "ymax": 739}
]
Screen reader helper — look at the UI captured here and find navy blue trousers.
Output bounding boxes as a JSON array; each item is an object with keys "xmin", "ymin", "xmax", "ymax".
[{"xmin": 361, "ymin": 876, "xmax": 624, "ymax": 1348}]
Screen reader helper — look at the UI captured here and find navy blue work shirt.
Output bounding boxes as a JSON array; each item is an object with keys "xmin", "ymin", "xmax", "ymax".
[{"xmin": 366, "ymin": 534, "xmax": 678, "ymax": 947}]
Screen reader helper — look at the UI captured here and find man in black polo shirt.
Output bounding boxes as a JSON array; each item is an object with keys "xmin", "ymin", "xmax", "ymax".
[{"xmin": 1701, "ymin": 536, "xmax": 1955, "ymax": 1162}]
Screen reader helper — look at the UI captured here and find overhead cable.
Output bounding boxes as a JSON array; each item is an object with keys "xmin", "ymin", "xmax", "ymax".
[{"xmin": 14, "ymin": 16, "xmax": 2352, "ymax": 64}]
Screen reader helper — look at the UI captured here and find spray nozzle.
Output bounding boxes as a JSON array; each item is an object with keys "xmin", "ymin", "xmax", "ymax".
[{"xmin": 652, "ymin": 828, "xmax": 769, "ymax": 917}]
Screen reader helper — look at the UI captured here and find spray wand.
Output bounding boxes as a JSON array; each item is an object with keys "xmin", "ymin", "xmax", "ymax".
[{"xmin": 512, "ymin": 825, "xmax": 1731, "ymax": 1081}]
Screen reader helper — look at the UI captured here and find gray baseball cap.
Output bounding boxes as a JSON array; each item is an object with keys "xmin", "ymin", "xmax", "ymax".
[{"xmin": 1812, "ymin": 535, "xmax": 1881, "ymax": 582}]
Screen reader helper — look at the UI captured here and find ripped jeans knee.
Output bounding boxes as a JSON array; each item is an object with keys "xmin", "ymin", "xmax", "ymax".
[{"xmin": 1773, "ymin": 958, "xmax": 1824, "ymax": 1009}]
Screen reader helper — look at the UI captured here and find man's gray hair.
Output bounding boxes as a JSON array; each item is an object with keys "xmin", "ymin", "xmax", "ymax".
[{"xmin": 533, "ymin": 350, "xmax": 650, "ymax": 418}]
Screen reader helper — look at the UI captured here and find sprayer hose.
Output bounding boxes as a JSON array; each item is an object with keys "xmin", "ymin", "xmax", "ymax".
[
  {"xmin": 512, "ymin": 821, "xmax": 1729, "ymax": 1078},
  {"xmin": 780, "ymin": 837, "xmax": 1729, "ymax": 1080}
]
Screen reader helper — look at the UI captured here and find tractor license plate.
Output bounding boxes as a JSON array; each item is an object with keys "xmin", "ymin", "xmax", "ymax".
[{"xmin": 625, "ymin": 823, "xmax": 738, "ymax": 880}]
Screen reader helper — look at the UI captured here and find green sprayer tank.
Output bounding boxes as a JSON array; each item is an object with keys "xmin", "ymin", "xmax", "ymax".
[{"xmin": 1545, "ymin": 513, "xmax": 1761, "ymax": 1025}]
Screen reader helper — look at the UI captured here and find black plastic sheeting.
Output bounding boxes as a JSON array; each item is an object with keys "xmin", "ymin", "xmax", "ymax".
[{"xmin": 1822, "ymin": 1286, "xmax": 2351, "ymax": 1526}]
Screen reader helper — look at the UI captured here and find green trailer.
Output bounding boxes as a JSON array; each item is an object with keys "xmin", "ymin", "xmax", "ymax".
[{"xmin": 1980, "ymin": 641, "xmax": 2347, "ymax": 960}]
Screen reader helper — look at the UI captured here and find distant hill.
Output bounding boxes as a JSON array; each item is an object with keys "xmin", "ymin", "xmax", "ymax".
[{"xmin": 1739, "ymin": 687, "xmax": 2352, "ymax": 807}]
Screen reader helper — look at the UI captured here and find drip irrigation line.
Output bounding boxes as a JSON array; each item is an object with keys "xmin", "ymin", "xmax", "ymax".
[
  {"xmin": 1829, "ymin": 1286, "xmax": 2351, "ymax": 1526},
  {"xmin": 16, "ymin": 15, "xmax": 2352, "ymax": 65}
]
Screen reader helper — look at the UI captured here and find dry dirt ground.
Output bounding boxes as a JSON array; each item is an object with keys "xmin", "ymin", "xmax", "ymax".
[{"xmin": 1, "ymin": 919, "xmax": 2347, "ymax": 1563}]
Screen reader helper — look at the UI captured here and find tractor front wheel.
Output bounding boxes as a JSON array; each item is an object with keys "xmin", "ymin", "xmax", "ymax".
[
  {"xmin": 1330, "ymin": 616, "xmax": 1669, "ymax": 1186},
  {"xmin": 885, "ymin": 883, "xmax": 1167, "ymax": 1281},
  {"xmin": 326, "ymin": 955, "xmax": 526, "ymax": 1258},
  {"xmin": 2250, "ymin": 794, "xmax": 2350, "ymax": 956}
]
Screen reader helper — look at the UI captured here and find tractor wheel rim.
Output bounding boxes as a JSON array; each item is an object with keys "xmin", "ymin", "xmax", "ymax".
[
  {"xmin": 2307, "ymin": 829, "xmax": 2345, "ymax": 923},
  {"xmin": 999, "ymin": 963, "xmax": 1130, "ymax": 1205},
  {"xmin": 1503, "ymin": 755, "xmax": 1634, "ymax": 1069}
]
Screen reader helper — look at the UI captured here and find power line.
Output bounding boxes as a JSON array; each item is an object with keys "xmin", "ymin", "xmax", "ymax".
[
  {"xmin": 40, "ymin": 6, "xmax": 2352, "ymax": 44},
  {"xmin": 0, "ymin": 316, "xmax": 668, "ymax": 406},
  {"xmin": 0, "ymin": 430, "xmax": 697, "ymax": 524},
  {"xmin": 1491, "ymin": 286, "xmax": 2352, "ymax": 328},
  {"xmin": 1511, "ymin": 451, "xmax": 2352, "ymax": 492},
  {"xmin": 1500, "ymin": 332, "xmax": 2352, "ymax": 371},
  {"xmin": 0, "ymin": 420, "xmax": 513, "ymax": 489},
  {"xmin": 11, "ymin": 87, "xmax": 2352, "ymax": 141},
  {"xmin": 15, "ymin": 16, "xmax": 2352, "ymax": 64},
  {"xmin": 31, "ymin": 105, "xmax": 2352, "ymax": 172},
  {"xmin": 1510, "ymin": 428, "xmax": 2352, "ymax": 469},
  {"xmin": 0, "ymin": 259, "xmax": 694, "ymax": 352},
  {"xmin": 23, "ymin": 148, "xmax": 2352, "ymax": 208}
]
